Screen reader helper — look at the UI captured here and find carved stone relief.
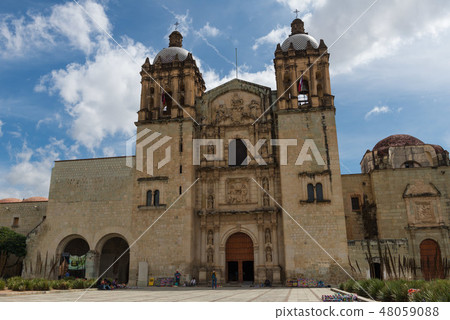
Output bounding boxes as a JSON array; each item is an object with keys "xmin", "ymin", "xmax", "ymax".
[
  {"xmin": 213, "ymin": 93, "xmax": 260, "ymax": 125},
  {"xmin": 227, "ymin": 178, "xmax": 249, "ymax": 204},
  {"xmin": 414, "ymin": 201, "xmax": 436, "ymax": 224}
]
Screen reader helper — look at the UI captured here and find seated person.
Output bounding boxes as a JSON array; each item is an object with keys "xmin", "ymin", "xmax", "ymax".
[{"xmin": 190, "ymin": 277, "xmax": 197, "ymax": 286}]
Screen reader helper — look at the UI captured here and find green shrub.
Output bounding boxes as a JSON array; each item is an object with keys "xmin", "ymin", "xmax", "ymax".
[
  {"xmin": 70, "ymin": 279, "xmax": 86, "ymax": 289},
  {"xmin": 6, "ymin": 276, "xmax": 22, "ymax": 289},
  {"xmin": 367, "ymin": 279, "xmax": 384, "ymax": 298},
  {"xmin": 355, "ymin": 279, "xmax": 372, "ymax": 298},
  {"xmin": 342, "ymin": 279, "xmax": 356, "ymax": 293},
  {"xmin": 9, "ymin": 278, "xmax": 31, "ymax": 291},
  {"xmin": 84, "ymin": 279, "xmax": 97, "ymax": 288},
  {"xmin": 29, "ymin": 279, "xmax": 50, "ymax": 291},
  {"xmin": 0, "ymin": 279, "xmax": 5, "ymax": 290},
  {"xmin": 390, "ymin": 281, "xmax": 409, "ymax": 302},
  {"xmin": 50, "ymin": 280, "xmax": 70, "ymax": 290}
]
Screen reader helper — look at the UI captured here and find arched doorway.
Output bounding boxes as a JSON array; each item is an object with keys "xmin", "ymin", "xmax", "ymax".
[
  {"xmin": 420, "ymin": 239, "xmax": 444, "ymax": 280},
  {"xmin": 98, "ymin": 237, "xmax": 130, "ymax": 283},
  {"xmin": 61, "ymin": 237, "xmax": 90, "ymax": 278},
  {"xmin": 226, "ymin": 232, "xmax": 254, "ymax": 283}
]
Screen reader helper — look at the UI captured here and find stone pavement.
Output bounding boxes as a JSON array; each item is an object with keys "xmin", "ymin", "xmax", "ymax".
[{"xmin": 0, "ymin": 287, "xmax": 335, "ymax": 302}]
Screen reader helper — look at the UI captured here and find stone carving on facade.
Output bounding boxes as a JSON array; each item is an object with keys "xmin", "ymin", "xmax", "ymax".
[
  {"xmin": 207, "ymin": 229, "xmax": 214, "ymax": 245},
  {"xmin": 227, "ymin": 178, "xmax": 249, "ymax": 204},
  {"xmin": 207, "ymin": 247, "xmax": 214, "ymax": 263},
  {"xmin": 265, "ymin": 247, "xmax": 272, "ymax": 262},
  {"xmin": 263, "ymin": 194, "xmax": 270, "ymax": 207},
  {"xmin": 415, "ymin": 201, "xmax": 436, "ymax": 223},
  {"xmin": 207, "ymin": 195, "xmax": 214, "ymax": 209},
  {"xmin": 213, "ymin": 93, "xmax": 260, "ymax": 125},
  {"xmin": 265, "ymin": 228, "xmax": 271, "ymax": 244}
]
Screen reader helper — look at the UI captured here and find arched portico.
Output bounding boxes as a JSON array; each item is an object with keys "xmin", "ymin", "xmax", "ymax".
[{"xmin": 96, "ymin": 234, "xmax": 130, "ymax": 283}]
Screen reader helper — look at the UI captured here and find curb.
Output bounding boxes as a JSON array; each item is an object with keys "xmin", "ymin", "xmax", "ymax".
[
  {"xmin": 330, "ymin": 288, "xmax": 375, "ymax": 302},
  {"xmin": 0, "ymin": 288, "xmax": 97, "ymax": 297}
]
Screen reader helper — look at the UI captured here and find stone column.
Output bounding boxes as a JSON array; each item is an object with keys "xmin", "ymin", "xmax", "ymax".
[{"xmin": 85, "ymin": 250, "xmax": 98, "ymax": 279}]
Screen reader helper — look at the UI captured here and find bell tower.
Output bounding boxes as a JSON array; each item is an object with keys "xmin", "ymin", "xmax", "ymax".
[
  {"xmin": 137, "ymin": 30, "xmax": 205, "ymax": 123},
  {"xmin": 274, "ymin": 19, "xmax": 350, "ymax": 283},
  {"xmin": 274, "ymin": 18, "xmax": 333, "ymax": 110},
  {"xmin": 131, "ymin": 31, "xmax": 205, "ymax": 283}
]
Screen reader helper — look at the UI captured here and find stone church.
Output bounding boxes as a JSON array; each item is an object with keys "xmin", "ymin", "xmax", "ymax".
[{"xmin": 1, "ymin": 19, "xmax": 448, "ymax": 285}]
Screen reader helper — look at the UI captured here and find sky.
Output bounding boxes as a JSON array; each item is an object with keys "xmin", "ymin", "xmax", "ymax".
[{"xmin": 0, "ymin": 0, "xmax": 449, "ymax": 198}]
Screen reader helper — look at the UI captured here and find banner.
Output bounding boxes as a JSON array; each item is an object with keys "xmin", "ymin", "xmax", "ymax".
[{"xmin": 68, "ymin": 255, "xmax": 86, "ymax": 271}]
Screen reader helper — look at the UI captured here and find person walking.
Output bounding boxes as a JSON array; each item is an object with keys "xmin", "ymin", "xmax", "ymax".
[
  {"xmin": 174, "ymin": 270, "xmax": 181, "ymax": 287},
  {"xmin": 211, "ymin": 270, "xmax": 217, "ymax": 289}
]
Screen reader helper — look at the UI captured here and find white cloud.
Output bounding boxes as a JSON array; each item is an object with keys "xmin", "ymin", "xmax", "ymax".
[
  {"xmin": 199, "ymin": 22, "xmax": 220, "ymax": 37},
  {"xmin": 0, "ymin": 0, "xmax": 110, "ymax": 58},
  {"xmin": 36, "ymin": 113, "xmax": 62, "ymax": 129},
  {"xmin": 365, "ymin": 105, "xmax": 391, "ymax": 119},
  {"xmin": 37, "ymin": 37, "xmax": 155, "ymax": 151},
  {"xmin": 0, "ymin": 120, "xmax": 4, "ymax": 137},
  {"xmin": 0, "ymin": 138, "xmax": 78, "ymax": 198},
  {"xmin": 162, "ymin": 6, "xmax": 192, "ymax": 37},
  {"xmin": 299, "ymin": 0, "xmax": 450, "ymax": 74},
  {"xmin": 253, "ymin": 25, "xmax": 290, "ymax": 50},
  {"xmin": 276, "ymin": 0, "xmax": 327, "ymax": 12},
  {"xmin": 202, "ymin": 64, "xmax": 276, "ymax": 90}
]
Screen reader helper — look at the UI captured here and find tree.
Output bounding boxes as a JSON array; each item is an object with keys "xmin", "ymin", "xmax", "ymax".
[{"xmin": 0, "ymin": 227, "xmax": 26, "ymax": 258}]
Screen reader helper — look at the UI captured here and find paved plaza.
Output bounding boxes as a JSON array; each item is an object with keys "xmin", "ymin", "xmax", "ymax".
[{"xmin": 0, "ymin": 287, "xmax": 335, "ymax": 302}]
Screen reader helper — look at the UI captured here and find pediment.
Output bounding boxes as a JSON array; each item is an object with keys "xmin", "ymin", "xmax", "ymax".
[{"xmin": 403, "ymin": 181, "xmax": 441, "ymax": 198}]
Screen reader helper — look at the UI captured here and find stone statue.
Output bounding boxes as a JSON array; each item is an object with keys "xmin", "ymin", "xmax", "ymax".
[
  {"xmin": 207, "ymin": 248, "xmax": 214, "ymax": 263},
  {"xmin": 207, "ymin": 195, "xmax": 214, "ymax": 209},
  {"xmin": 207, "ymin": 230, "xmax": 214, "ymax": 245},
  {"xmin": 265, "ymin": 228, "xmax": 271, "ymax": 244},
  {"xmin": 263, "ymin": 194, "xmax": 270, "ymax": 207},
  {"xmin": 266, "ymin": 247, "xmax": 272, "ymax": 262}
]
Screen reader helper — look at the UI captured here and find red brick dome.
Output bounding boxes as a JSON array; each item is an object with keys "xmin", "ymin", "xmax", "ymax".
[
  {"xmin": 0, "ymin": 198, "xmax": 22, "ymax": 203},
  {"xmin": 22, "ymin": 197, "xmax": 48, "ymax": 202},
  {"xmin": 373, "ymin": 135, "xmax": 424, "ymax": 152}
]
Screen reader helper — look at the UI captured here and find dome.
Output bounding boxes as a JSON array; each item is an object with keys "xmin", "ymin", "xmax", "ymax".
[
  {"xmin": 153, "ymin": 47, "xmax": 190, "ymax": 64},
  {"xmin": 0, "ymin": 198, "xmax": 22, "ymax": 203},
  {"xmin": 281, "ymin": 33, "xmax": 319, "ymax": 51},
  {"xmin": 373, "ymin": 135, "xmax": 425, "ymax": 152},
  {"xmin": 23, "ymin": 196, "xmax": 48, "ymax": 202}
]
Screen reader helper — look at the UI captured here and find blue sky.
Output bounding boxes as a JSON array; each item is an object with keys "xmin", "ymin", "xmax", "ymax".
[{"xmin": 1, "ymin": 0, "xmax": 450, "ymax": 198}]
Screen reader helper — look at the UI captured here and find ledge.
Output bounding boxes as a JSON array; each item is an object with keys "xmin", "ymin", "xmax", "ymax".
[
  {"xmin": 138, "ymin": 205, "xmax": 167, "ymax": 210},
  {"xmin": 137, "ymin": 176, "xmax": 169, "ymax": 182},
  {"xmin": 299, "ymin": 199, "xmax": 331, "ymax": 204}
]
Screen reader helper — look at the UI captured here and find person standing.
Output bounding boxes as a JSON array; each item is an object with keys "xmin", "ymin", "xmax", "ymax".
[
  {"xmin": 211, "ymin": 270, "xmax": 217, "ymax": 289},
  {"xmin": 174, "ymin": 270, "xmax": 181, "ymax": 287}
]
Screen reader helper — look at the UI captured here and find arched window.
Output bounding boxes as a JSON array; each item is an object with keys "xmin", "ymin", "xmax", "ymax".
[
  {"xmin": 307, "ymin": 184, "xmax": 315, "ymax": 202},
  {"xmin": 154, "ymin": 190, "xmax": 160, "ymax": 206},
  {"xmin": 298, "ymin": 79, "xmax": 309, "ymax": 106},
  {"xmin": 316, "ymin": 183, "xmax": 324, "ymax": 201},
  {"xmin": 146, "ymin": 190, "xmax": 152, "ymax": 206},
  {"xmin": 162, "ymin": 92, "xmax": 172, "ymax": 116}
]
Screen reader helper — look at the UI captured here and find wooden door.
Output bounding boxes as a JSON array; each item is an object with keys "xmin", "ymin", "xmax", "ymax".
[
  {"xmin": 420, "ymin": 239, "xmax": 443, "ymax": 280},
  {"xmin": 226, "ymin": 232, "xmax": 254, "ymax": 282}
]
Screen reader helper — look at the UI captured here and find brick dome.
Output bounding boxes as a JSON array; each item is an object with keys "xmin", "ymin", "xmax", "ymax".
[
  {"xmin": 0, "ymin": 198, "xmax": 22, "ymax": 203},
  {"xmin": 373, "ymin": 135, "xmax": 424, "ymax": 151},
  {"xmin": 22, "ymin": 197, "xmax": 48, "ymax": 202}
]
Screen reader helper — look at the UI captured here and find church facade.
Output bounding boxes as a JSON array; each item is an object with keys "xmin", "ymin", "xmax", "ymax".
[{"xmin": 1, "ymin": 19, "xmax": 448, "ymax": 285}]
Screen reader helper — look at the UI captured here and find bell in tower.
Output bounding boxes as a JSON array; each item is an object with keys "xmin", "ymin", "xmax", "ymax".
[{"xmin": 137, "ymin": 30, "xmax": 205, "ymax": 123}]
